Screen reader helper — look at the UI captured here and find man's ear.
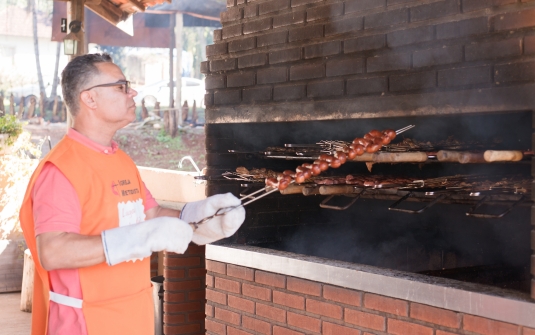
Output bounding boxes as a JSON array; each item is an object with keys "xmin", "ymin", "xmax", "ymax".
[{"xmin": 80, "ymin": 91, "xmax": 97, "ymax": 110}]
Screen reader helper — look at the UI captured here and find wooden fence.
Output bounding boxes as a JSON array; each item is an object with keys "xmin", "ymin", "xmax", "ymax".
[
  {"xmin": 0, "ymin": 93, "xmax": 66, "ymax": 123},
  {"xmin": 0, "ymin": 93, "xmax": 201, "ymax": 135}
]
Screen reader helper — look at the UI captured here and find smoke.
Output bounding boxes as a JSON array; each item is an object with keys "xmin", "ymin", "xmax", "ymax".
[
  {"xmin": 213, "ymin": 109, "xmax": 533, "ymax": 291},
  {"xmin": 272, "ymin": 198, "xmax": 531, "ymax": 277}
]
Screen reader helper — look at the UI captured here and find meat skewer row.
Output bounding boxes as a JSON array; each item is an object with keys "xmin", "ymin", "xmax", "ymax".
[{"xmin": 266, "ymin": 128, "xmax": 401, "ymax": 190}]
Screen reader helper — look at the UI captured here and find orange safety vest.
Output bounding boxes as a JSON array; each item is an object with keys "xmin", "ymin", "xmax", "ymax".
[{"xmin": 20, "ymin": 136, "xmax": 153, "ymax": 335}]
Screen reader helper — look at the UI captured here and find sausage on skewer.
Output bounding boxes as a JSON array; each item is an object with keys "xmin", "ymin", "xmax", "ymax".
[{"xmin": 266, "ymin": 128, "xmax": 398, "ymax": 187}]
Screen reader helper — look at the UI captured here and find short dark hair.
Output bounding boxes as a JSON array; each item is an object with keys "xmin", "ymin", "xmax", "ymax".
[{"xmin": 61, "ymin": 53, "xmax": 113, "ymax": 116}]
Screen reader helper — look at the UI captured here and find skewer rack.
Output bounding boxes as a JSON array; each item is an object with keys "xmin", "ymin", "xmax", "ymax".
[{"xmin": 237, "ymin": 175, "xmax": 532, "ymax": 218}]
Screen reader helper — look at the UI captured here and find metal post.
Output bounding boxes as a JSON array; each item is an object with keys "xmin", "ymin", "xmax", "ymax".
[
  {"xmin": 175, "ymin": 13, "xmax": 183, "ymax": 131},
  {"xmin": 168, "ymin": 14, "xmax": 176, "ymax": 136},
  {"xmin": 168, "ymin": 14, "xmax": 175, "ymax": 110},
  {"xmin": 83, "ymin": 8, "xmax": 89, "ymax": 54}
]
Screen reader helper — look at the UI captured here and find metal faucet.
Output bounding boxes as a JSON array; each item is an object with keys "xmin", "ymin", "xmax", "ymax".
[{"xmin": 178, "ymin": 155, "xmax": 202, "ymax": 175}]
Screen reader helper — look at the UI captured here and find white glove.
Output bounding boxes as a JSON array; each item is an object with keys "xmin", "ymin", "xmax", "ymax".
[
  {"xmin": 101, "ymin": 217, "xmax": 193, "ymax": 266},
  {"xmin": 180, "ymin": 193, "xmax": 246, "ymax": 245}
]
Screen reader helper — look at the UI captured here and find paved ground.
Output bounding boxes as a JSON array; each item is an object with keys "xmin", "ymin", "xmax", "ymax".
[{"xmin": 0, "ymin": 292, "xmax": 31, "ymax": 334}]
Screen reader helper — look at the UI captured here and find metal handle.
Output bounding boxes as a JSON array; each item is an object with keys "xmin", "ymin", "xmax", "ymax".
[
  {"xmin": 319, "ymin": 189, "xmax": 366, "ymax": 210},
  {"xmin": 190, "ymin": 184, "xmax": 286, "ymax": 230},
  {"xmin": 466, "ymin": 195, "xmax": 524, "ymax": 219},
  {"xmin": 188, "ymin": 203, "xmax": 245, "ymax": 231},
  {"xmin": 388, "ymin": 192, "xmax": 448, "ymax": 214},
  {"xmin": 239, "ymin": 186, "xmax": 267, "ymax": 200}
]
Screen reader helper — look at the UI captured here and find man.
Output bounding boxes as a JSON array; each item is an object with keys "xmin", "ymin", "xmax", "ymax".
[{"xmin": 19, "ymin": 53, "xmax": 245, "ymax": 335}]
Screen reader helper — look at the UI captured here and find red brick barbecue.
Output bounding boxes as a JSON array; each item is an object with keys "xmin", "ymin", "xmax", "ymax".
[{"xmin": 164, "ymin": 0, "xmax": 535, "ymax": 334}]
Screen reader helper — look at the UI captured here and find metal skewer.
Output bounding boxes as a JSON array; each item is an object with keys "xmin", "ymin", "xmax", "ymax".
[
  {"xmin": 242, "ymin": 186, "xmax": 281, "ymax": 205},
  {"xmin": 189, "ymin": 184, "xmax": 290, "ymax": 230},
  {"xmin": 395, "ymin": 125, "xmax": 415, "ymax": 135},
  {"xmin": 191, "ymin": 125, "xmax": 417, "ymax": 230},
  {"xmin": 287, "ymin": 125, "xmax": 417, "ymax": 152},
  {"xmin": 239, "ymin": 186, "xmax": 270, "ymax": 201},
  {"xmin": 250, "ymin": 125, "xmax": 417, "ymax": 199}
]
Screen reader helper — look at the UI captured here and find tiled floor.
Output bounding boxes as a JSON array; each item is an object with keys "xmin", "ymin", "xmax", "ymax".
[{"xmin": 0, "ymin": 292, "xmax": 31, "ymax": 335}]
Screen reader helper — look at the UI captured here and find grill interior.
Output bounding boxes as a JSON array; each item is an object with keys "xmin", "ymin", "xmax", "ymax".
[{"xmin": 207, "ymin": 110, "xmax": 533, "ymax": 294}]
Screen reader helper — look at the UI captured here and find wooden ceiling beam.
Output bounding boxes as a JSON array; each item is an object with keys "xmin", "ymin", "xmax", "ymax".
[
  {"xmin": 84, "ymin": 0, "xmax": 102, "ymax": 5},
  {"xmin": 85, "ymin": 0, "xmax": 126, "ymax": 25},
  {"xmin": 128, "ymin": 0, "xmax": 146, "ymax": 12},
  {"xmin": 118, "ymin": 0, "xmax": 145, "ymax": 13}
]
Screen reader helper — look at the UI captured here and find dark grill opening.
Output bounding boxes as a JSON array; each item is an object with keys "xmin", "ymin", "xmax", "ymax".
[{"xmin": 206, "ymin": 111, "xmax": 532, "ymax": 295}]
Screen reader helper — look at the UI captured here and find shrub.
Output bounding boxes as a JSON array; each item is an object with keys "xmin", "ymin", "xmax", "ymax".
[
  {"xmin": 0, "ymin": 132, "xmax": 42, "ymax": 240},
  {"xmin": 0, "ymin": 115, "xmax": 23, "ymax": 148}
]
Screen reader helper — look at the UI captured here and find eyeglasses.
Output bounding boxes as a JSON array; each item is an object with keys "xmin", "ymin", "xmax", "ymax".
[{"xmin": 82, "ymin": 80, "xmax": 131, "ymax": 94}]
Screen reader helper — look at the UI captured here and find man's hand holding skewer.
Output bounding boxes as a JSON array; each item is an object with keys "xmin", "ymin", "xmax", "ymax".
[{"xmin": 181, "ymin": 193, "xmax": 246, "ymax": 245}]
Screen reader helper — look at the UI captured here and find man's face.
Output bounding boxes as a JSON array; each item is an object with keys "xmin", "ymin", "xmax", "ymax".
[{"xmin": 83, "ymin": 62, "xmax": 138, "ymax": 126}]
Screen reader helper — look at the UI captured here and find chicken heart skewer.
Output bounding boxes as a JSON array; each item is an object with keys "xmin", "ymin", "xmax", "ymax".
[{"xmin": 265, "ymin": 125, "xmax": 415, "ymax": 190}]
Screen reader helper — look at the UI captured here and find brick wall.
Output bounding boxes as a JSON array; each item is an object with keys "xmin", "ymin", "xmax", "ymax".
[
  {"xmin": 163, "ymin": 244, "xmax": 206, "ymax": 335},
  {"xmin": 205, "ymin": 260, "xmax": 535, "ymax": 335},
  {"xmin": 203, "ymin": 0, "xmax": 535, "ymax": 121},
  {"xmin": 201, "ymin": 0, "xmax": 535, "ymax": 327},
  {"xmin": 202, "ymin": 0, "xmax": 535, "ymax": 301}
]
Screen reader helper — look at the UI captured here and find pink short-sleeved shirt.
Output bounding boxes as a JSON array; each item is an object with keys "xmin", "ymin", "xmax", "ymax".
[{"xmin": 32, "ymin": 128, "xmax": 158, "ymax": 335}]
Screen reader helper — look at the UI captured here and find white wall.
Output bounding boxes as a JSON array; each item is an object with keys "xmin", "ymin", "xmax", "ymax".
[{"xmin": 0, "ymin": 35, "xmax": 69, "ymax": 89}]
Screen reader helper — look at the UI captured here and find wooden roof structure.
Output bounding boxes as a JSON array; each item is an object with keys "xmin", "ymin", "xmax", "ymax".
[
  {"xmin": 148, "ymin": 0, "xmax": 223, "ymax": 21},
  {"xmin": 84, "ymin": 0, "xmax": 167, "ymax": 26},
  {"xmin": 83, "ymin": 0, "xmax": 223, "ymax": 26},
  {"xmin": 52, "ymin": 0, "xmax": 223, "ymax": 49}
]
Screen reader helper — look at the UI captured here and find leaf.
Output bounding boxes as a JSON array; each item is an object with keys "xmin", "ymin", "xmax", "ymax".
[{"xmin": 0, "ymin": 115, "xmax": 23, "ymax": 148}]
